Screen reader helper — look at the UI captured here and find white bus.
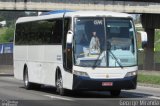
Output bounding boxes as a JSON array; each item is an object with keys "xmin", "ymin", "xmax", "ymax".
[{"xmin": 14, "ymin": 10, "xmax": 138, "ymax": 96}]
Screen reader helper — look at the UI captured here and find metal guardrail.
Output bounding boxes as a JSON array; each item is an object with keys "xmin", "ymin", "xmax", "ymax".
[
  {"xmin": 0, "ymin": 53, "xmax": 13, "ymax": 65},
  {"xmin": 0, "ymin": 43, "xmax": 13, "ymax": 65},
  {"xmin": 138, "ymin": 51, "xmax": 160, "ymax": 71}
]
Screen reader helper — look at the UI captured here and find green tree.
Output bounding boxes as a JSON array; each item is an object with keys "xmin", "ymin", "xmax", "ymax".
[
  {"xmin": 0, "ymin": 17, "xmax": 4, "ymax": 21},
  {"xmin": 0, "ymin": 11, "xmax": 38, "ymax": 43},
  {"xmin": 0, "ymin": 27, "xmax": 14, "ymax": 43}
]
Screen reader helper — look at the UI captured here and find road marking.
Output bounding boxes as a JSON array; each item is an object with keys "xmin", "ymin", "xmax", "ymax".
[
  {"xmin": 148, "ymin": 96, "xmax": 160, "ymax": 100},
  {"xmin": 44, "ymin": 95, "xmax": 73, "ymax": 101},
  {"xmin": 137, "ymin": 86, "xmax": 160, "ymax": 91}
]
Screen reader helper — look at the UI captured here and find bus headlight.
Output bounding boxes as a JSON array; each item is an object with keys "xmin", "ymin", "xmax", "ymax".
[
  {"xmin": 73, "ymin": 70, "xmax": 89, "ymax": 77},
  {"xmin": 125, "ymin": 71, "xmax": 137, "ymax": 77}
]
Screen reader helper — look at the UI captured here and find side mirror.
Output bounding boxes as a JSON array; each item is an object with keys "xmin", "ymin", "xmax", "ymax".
[
  {"xmin": 66, "ymin": 30, "xmax": 73, "ymax": 44},
  {"xmin": 137, "ymin": 31, "xmax": 148, "ymax": 49},
  {"xmin": 65, "ymin": 30, "xmax": 73, "ymax": 71}
]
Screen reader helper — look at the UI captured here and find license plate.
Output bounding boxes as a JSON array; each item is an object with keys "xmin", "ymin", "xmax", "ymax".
[{"xmin": 102, "ymin": 82, "xmax": 113, "ymax": 86}]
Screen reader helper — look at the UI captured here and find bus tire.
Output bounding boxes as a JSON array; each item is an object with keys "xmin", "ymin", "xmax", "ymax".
[
  {"xmin": 110, "ymin": 90, "xmax": 121, "ymax": 97},
  {"xmin": 56, "ymin": 71, "xmax": 66, "ymax": 96},
  {"xmin": 23, "ymin": 67, "xmax": 33, "ymax": 90}
]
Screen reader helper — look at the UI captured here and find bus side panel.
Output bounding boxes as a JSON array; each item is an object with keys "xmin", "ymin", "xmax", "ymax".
[
  {"xmin": 14, "ymin": 45, "xmax": 74, "ymax": 89},
  {"xmin": 27, "ymin": 61, "xmax": 42, "ymax": 83},
  {"xmin": 27, "ymin": 46, "xmax": 45, "ymax": 84},
  {"xmin": 41, "ymin": 45, "xmax": 62, "ymax": 86},
  {"xmin": 41, "ymin": 45, "xmax": 73, "ymax": 89},
  {"xmin": 40, "ymin": 63, "xmax": 56, "ymax": 86},
  {"xmin": 14, "ymin": 61, "xmax": 25, "ymax": 80},
  {"xmin": 14, "ymin": 46, "xmax": 28, "ymax": 80},
  {"xmin": 63, "ymin": 70, "xmax": 73, "ymax": 90}
]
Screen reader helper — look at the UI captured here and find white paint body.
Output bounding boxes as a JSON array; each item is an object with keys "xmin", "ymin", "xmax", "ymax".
[{"xmin": 14, "ymin": 11, "xmax": 138, "ymax": 90}]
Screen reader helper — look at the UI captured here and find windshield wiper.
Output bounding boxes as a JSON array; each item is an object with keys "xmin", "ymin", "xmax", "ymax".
[
  {"xmin": 92, "ymin": 51, "xmax": 104, "ymax": 69},
  {"xmin": 108, "ymin": 50, "xmax": 123, "ymax": 69},
  {"xmin": 91, "ymin": 50, "xmax": 123, "ymax": 69}
]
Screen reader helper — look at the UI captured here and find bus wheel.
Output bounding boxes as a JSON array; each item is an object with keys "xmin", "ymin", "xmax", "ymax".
[
  {"xmin": 110, "ymin": 90, "xmax": 121, "ymax": 97},
  {"xmin": 56, "ymin": 73, "xmax": 66, "ymax": 96},
  {"xmin": 23, "ymin": 67, "xmax": 33, "ymax": 90}
]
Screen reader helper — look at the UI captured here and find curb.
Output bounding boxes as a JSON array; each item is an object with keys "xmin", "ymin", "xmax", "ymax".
[
  {"xmin": 138, "ymin": 83, "xmax": 160, "ymax": 88},
  {"xmin": 0, "ymin": 73, "xmax": 14, "ymax": 76}
]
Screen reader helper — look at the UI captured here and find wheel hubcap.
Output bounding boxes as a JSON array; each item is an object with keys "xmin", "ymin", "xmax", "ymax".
[
  {"xmin": 24, "ymin": 73, "xmax": 28, "ymax": 86},
  {"xmin": 57, "ymin": 78, "xmax": 62, "ymax": 89}
]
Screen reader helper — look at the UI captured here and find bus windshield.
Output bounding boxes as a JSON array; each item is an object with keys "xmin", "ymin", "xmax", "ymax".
[{"xmin": 74, "ymin": 17, "xmax": 137, "ymax": 67}]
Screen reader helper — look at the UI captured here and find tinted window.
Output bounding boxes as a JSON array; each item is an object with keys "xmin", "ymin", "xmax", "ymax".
[{"xmin": 15, "ymin": 19, "xmax": 63, "ymax": 45}]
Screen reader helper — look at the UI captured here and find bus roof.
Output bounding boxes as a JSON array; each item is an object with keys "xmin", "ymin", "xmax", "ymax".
[
  {"xmin": 16, "ymin": 11, "xmax": 132, "ymax": 24},
  {"xmin": 40, "ymin": 10, "xmax": 75, "ymax": 15}
]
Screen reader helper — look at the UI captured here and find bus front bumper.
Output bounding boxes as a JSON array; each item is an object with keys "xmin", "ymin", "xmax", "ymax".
[{"xmin": 72, "ymin": 75, "xmax": 137, "ymax": 91}]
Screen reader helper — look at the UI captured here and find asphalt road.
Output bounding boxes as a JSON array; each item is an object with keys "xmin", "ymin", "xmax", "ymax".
[{"xmin": 0, "ymin": 76, "xmax": 160, "ymax": 106}]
